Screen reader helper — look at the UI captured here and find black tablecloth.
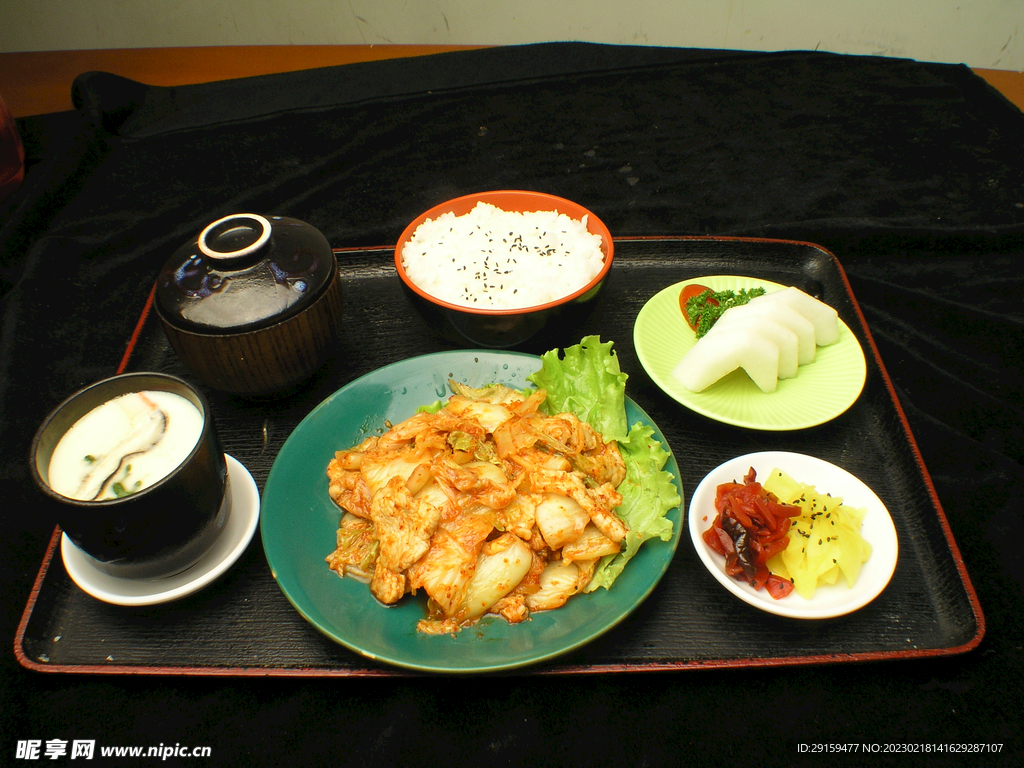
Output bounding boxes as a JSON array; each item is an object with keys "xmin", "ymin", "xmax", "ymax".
[{"xmin": 2, "ymin": 43, "xmax": 1022, "ymax": 766}]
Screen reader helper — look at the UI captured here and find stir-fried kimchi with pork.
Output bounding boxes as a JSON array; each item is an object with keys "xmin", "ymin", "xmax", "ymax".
[{"xmin": 324, "ymin": 337, "xmax": 680, "ymax": 635}]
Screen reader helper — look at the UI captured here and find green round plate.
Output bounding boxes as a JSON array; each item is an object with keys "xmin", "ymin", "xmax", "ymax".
[
  {"xmin": 261, "ymin": 350, "xmax": 683, "ymax": 673},
  {"xmin": 633, "ymin": 276, "xmax": 867, "ymax": 430}
]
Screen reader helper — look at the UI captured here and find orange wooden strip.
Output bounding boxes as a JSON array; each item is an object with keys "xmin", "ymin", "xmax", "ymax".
[
  {"xmin": 0, "ymin": 45, "xmax": 488, "ymax": 117},
  {"xmin": 973, "ymin": 67, "xmax": 1024, "ymax": 113}
]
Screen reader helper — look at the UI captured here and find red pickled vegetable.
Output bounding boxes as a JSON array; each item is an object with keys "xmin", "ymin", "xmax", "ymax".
[
  {"xmin": 702, "ymin": 467, "xmax": 800, "ymax": 599},
  {"xmin": 678, "ymin": 283, "xmax": 715, "ymax": 332}
]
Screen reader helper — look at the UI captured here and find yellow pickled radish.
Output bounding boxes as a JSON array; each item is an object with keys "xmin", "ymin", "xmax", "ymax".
[{"xmin": 764, "ymin": 468, "xmax": 872, "ymax": 600}]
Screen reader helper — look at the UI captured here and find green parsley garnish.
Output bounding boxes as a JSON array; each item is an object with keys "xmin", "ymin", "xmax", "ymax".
[
  {"xmin": 111, "ymin": 480, "xmax": 144, "ymax": 498},
  {"xmin": 686, "ymin": 287, "xmax": 767, "ymax": 338}
]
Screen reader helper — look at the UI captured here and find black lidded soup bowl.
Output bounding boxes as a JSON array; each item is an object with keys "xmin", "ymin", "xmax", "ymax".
[{"xmin": 155, "ymin": 213, "xmax": 343, "ymax": 397}]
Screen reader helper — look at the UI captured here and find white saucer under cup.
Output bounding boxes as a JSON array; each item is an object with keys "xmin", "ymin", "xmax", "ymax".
[{"xmin": 61, "ymin": 454, "xmax": 260, "ymax": 606}]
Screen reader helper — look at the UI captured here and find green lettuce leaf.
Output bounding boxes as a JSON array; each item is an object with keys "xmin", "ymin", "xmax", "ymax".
[
  {"xmin": 585, "ymin": 422, "xmax": 679, "ymax": 591},
  {"xmin": 527, "ymin": 335, "xmax": 679, "ymax": 590},
  {"xmin": 527, "ymin": 335, "xmax": 629, "ymax": 442}
]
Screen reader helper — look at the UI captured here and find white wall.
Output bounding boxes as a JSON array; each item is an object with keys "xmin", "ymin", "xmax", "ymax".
[{"xmin": 1, "ymin": 0, "xmax": 1021, "ymax": 70}]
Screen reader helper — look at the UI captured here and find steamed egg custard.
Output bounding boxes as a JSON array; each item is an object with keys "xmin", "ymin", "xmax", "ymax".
[
  {"xmin": 673, "ymin": 286, "xmax": 840, "ymax": 393},
  {"xmin": 47, "ymin": 391, "xmax": 203, "ymax": 501},
  {"xmin": 324, "ymin": 337, "xmax": 680, "ymax": 635}
]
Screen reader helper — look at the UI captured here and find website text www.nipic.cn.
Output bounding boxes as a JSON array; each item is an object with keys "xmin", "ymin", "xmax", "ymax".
[{"xmin": 17, "ymin": 740, "xmax": 212, "ymax": 761}]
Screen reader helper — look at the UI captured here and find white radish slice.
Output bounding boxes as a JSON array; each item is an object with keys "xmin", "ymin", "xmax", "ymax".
[
  {"xmin": 673, "ymin": 327, "xmax": 780, "ymax": 393},
  {"xmin": 750, "ymin": 287, "xmax": 839, "ymax": 346},
  {"xmin": 712, "ymin": 301, "xmax": 817, "ymax": 365},
  {"xmin": 710, "ymin": 315, "xmax": 800, "ymax": 379}
]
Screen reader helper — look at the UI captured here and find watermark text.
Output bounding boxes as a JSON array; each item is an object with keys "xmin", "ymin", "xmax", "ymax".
[{"xmin": 16, "ymin": 740, "xmax": 211, "ymax": 761}]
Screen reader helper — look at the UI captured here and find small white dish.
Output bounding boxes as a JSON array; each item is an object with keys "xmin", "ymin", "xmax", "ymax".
[
  {"xmin": 688, "ymin": 451, "xmax": 898, "ymax": 619},
  {"xmin": 61, "ymin": 454, "xmax": 260, "ymax": 606}
]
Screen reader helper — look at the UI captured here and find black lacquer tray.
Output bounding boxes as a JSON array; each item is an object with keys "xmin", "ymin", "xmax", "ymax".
[{"xmin": 15, "ymin": 237, "xmax": 984, "ymax": 676}]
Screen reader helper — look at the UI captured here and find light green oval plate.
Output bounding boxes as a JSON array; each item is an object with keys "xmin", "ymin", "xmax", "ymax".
[
  {"xmin": 261, "ymin": 350, "xmax": 683, "ymax": 673},
  {"xmin": 634, "ymin": 276, "xmax": 867, "ymax": 430}
]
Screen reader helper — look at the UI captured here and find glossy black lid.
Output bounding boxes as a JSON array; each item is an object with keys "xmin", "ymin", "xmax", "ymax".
[{"xmin": 155, "ymin": 214, "xmax": 335, "ymax": 334}]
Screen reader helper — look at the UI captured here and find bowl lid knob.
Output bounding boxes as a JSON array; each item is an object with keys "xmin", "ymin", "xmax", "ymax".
[{"xmin": 197, "ymin": 213, "xmax": 273, "ymax": 263}]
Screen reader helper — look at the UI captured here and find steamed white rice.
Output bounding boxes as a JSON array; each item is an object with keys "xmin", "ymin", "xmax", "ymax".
[{"xmin": 401, "ymin": 202, "xmax": 606, "ymax": 310}]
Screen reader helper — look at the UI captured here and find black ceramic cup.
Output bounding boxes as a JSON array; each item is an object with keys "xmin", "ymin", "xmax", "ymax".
[{"xmin": 30, "ymin": 372, "xmax": 229, "ymax": 580}]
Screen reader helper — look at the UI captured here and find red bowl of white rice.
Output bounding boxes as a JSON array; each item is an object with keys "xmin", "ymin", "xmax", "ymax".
[{"xmin": 395, "ymin": 190, "xmax": 614, "ymax": 348}]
